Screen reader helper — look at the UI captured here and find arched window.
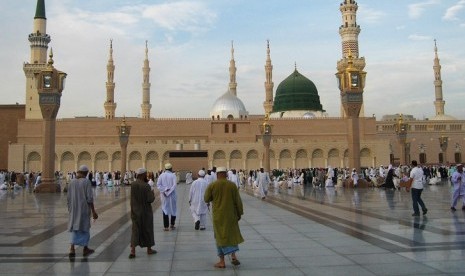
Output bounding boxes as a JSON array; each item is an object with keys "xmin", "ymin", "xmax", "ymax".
[
  {"xmin": 455, "ymin": 152, "xmax": 462, "ymax": 163},
  {"xmin": 419, "ymin": 153, "xmax": 427, "ymax": 164}
]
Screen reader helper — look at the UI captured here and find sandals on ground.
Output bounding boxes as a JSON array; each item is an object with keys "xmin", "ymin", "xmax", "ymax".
[
  {"xmin": 231, "ymin": 258, "xmax": 241, "ymax": 266},
  {"xmin": 147, "ymin": 249, "xmax": 157, "ymax": 255},
  {"xmin": 214, "ymin": 262, "xmax": 226, "ymax": 269}
]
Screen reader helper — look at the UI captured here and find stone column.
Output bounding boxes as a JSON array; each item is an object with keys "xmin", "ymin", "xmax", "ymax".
[
  {"xmin": 34, "ymin": 51, "xmax": 67, "ymax": 193},
  {"xmin": 117, "ymin": 118, "xmax": 131, "ymax": 176}
]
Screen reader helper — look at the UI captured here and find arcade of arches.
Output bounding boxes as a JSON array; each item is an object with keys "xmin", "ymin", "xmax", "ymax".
[{"xmin": 25, "ymin": 147, "xmax": 378, "ymax": 173}]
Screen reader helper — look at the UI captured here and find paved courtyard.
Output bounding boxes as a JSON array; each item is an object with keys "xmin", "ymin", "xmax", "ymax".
[{"xmin": 0, "ymin": 180, "xmax": 464, "ymax": 275}]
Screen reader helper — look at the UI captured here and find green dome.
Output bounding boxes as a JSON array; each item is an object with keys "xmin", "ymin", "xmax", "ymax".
[{"xmin": 273, "ymin": 69, "xmax": 323, "ymax": 112}]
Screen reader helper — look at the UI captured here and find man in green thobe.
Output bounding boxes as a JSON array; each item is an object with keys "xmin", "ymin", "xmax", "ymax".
[
  {"xmin": 204, "ymin": 166, "xmax": 244, "ymax": 268},
  {"xmin": 129, "ymin": 168, "xmax": 156, "ymax": 258}
]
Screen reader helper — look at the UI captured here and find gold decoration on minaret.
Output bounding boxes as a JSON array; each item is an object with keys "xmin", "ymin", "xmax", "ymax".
[
  {"xmin": 263, "ymin": 40, "xmax": 274, "ymax": 115},
  {"xmin": 104, "ymin": 39, "xmax": 117, "ymax": 119},
  {"xmin": 229, "ymin": 41, "xmax": 237, "ymax": 96},
  {"xmin": 141, "ymin": 40, "xmax": 152, "ymax": 120},
  {"xmin": 336, "ymin": 45, "xmax": 366, "ymax": 172}
]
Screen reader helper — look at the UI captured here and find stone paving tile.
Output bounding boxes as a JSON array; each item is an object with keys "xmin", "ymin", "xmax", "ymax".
[
  {"xmin": 298, "ymin": 265, "xmax": 376, "ymax": 276},
  {"xmin": 362, "ymin": 262, "xmax": 442, "ymax": 275},
  {"xmin": 424, "ymin": 260, "xmax": 465, "ymax": 273}
]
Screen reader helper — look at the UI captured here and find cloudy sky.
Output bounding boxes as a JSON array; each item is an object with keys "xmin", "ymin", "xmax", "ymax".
[{"xmin": 1, "ymin": 0, "xmax": 464, "ymax": 119}]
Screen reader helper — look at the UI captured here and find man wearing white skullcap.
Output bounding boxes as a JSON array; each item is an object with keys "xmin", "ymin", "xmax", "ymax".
[
  {"xmin": 67, "ymin": 164, "xmax": 98, "ymax": 258},
  {"xmin": 188, "ymin": 170, "xmax": 209, "ymax": 230},
  {"xmin": 157, "ymin": 163, "xmax": 177, "ymax": 231}
]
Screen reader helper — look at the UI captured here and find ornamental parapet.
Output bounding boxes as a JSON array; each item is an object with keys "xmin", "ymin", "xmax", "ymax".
[
  {"xmin": 376, "ymin": 120, "xmax": 464, "ymax": 133},
  {"xmin": 23, "ymin": 62, "xmax": 47, "ymax": 76},
  {"xmin": 28, "ymin": 33, "xmax": 51, "ymax": 47}
]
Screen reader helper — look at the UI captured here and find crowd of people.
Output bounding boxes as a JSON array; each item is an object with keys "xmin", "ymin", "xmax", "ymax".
[{"xmin": 2, "ymin": 160, "xmax": 464, "ymax": 267}]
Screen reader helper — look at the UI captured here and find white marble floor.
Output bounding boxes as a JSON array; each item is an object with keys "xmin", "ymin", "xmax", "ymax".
[{"xmin": 0, "ymin": 180, "xmax": 464, "ymax": 275}]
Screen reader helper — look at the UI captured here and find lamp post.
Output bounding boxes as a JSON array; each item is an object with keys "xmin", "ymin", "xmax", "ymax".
[
  {"xmin": 439, "ymin": 135, "xmax": 448, "ymax": 164},
  {"xmin": 34, "ymin": 49, "xmax": 67, "ymax": 193},
  {"xmin": 117, "ymin": 117, "xmax": 131, "ymax": 176},
  {"xmin": 260, "ymin": 113, "xmax": 272, "ymax": 172},
  {"xmin": 394, "ymin": 114, "xmax": 408, "ymax": 165},
  {"xmin": 336, "ymin": 54, "xmax": 366, "ymax": 173}
]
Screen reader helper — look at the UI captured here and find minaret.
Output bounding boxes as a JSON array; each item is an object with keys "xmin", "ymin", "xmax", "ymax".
[
  {"xmin": 141, "ymin": 41, "xmax": 152, "ymax": 120},
  {"xmin": 337, "ymin": 0, "xmax": 366, "ymax": 117},
  {"xmin": 433, "ymin": 39, "xmax": 445, "ymax": 116},
  {"xmin": 263, "ymin": 40, "xmax": 274, "ymax": 115},
  {"xmin": 229, "ymin": 41, "xmax": 237, "ymax": 96},
  {"xmin": 24, "ymin": 0, "xmax": 51, "ymax": 119},
  {"xmin": 104, "ymin": 39, "xmax": 117, "ymax": 119}
]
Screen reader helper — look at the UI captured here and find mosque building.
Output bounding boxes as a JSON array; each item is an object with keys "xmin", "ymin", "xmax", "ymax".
[{"xmin": 4, "ymin": 0, "xmax": 465, "ymax": 173}]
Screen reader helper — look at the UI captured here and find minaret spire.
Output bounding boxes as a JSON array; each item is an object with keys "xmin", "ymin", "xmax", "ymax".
[
  {"xmin": 264, "ymin": 40, "xmax": 274, "ymax": 115},
  {"xmin": 24, "ymin": 0, "xmax": 52, "ymax": 119},
  {"xmin": 104, "ymin": 39, "xmax": 117, "ymax": 119},
  {"xmin": 433, "ymin": 39, "xmax": 445, "ymax": 116},
  {"xmin": 229, "ymin": 40, "xmax": 237, "ymax": 96},
  {"xmin": 141, "ymin": 40, "xmax": 152, "ymax": 120},
  {"xmin": 337, "ymin": 0, "xmax": 366, "ymax": 117},
  {"xmin": 35, "ymin": 0, "xmax": 46, "ymax": 19}
]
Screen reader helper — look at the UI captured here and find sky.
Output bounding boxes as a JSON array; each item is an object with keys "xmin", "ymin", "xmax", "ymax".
[{"xmin": 0, "ymin": 0, "xmax": 464, "ymax": 120}]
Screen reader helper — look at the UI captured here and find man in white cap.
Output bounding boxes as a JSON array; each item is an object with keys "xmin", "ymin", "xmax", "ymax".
[
  {"xmin": 450, "ymin": 164, "xmax": 465, "ymax": 211},
  {"xmin": 204, "ymin": 166, "xmax": 243, "ymax": 268},
  {"xmin": 129, "ymin": 168, "xmax": 156, "ymax": 258},
  {"xmin": 67, "ymin": 165, "xmax": 98, "ymax": 258},
  {"xmin": 157, "ymin": 163, "xmax": 177, "ymax": 231},
  {"xmin": 189, "ymin": 170, "xmax": 209, "ymax": 230}
]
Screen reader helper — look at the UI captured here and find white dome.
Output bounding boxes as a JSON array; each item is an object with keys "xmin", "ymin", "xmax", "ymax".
[
  {"xmin": 210, "ymin": 91, "xmax": 248, "ymax": 119},
  {"xmin": 303, "ymin": 112, "xmax": 316, "ymax": 119},
  {"xmin": 430, "ymin": 114, "xmax": 456, "ymax": 121}
]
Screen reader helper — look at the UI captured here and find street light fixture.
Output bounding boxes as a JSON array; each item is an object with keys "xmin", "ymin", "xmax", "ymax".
[
  {"xmin": 260, "ymin": 113, "xmax": 272, "ymax": 172},
  {"xmin": 336, "ymin": 53, "xmax": 366, "ymax": 172},
  {"xmin": 117, "ymin": 117, "xmax": 131, "ymax": 176},
  {"xmin": 34, "ymin": 49, "xmax": 67, "ymax": 193},
  {"xmin": 439, "ymin": 135, "xmax": 448, "ymax": 164},
  {"xmin": 394, "ymin": 114, "xmax": 408, "ymax": 165}
]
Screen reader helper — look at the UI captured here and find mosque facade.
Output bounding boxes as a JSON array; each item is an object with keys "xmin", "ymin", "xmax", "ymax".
[{"xmin": 5, "ymin": 0, "xmax": 465, "ymax": 173}]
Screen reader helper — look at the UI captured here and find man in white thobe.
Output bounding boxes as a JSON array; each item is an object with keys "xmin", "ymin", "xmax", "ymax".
[
  {"xmin": 238, "ymin": 170, "xmax": 245, "ymax": 189},
  {"xmin": 205, "ymin": 170, "xmax": 214, "ymax": 185},
  {"xmin": 211, "ymin": 167, "xmax": 217, "ymax": 182},
  {"xmin": 189, "ymin": 170, "xmax": 209, "ymax": 230},
  {"xmin": 95, "ymin": 172, "xmax": 102, "ymax": 186},
  {"xmin": 228, "ymin": 169, "xmax": 240, "ymax": 189},
  {"xmin": 157, "ymin": 163, "xmax": 177, "ymax": 231},
  {"xmin": 185, "ymin": 171, "xmax": 193, "ymax": 185},
  {"xmin": 379, "ymin": 166, "xmax": 386, "ymax": 178},
  {"xmin": 450, "ymin": 164, "xmax": 465, "ymax": 211},
  {"xmin": 351, "ymin": 169, "xmax": 359, "ymax": 187},
  {"xmin": 325, "ymin": 166, "xmax": 334, "ymax": 187},
  {"xmin": 257, "ymin": 168, "xmax": 271, "ymax": 199}
]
